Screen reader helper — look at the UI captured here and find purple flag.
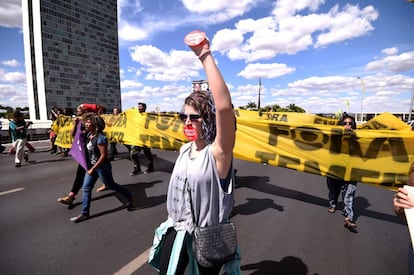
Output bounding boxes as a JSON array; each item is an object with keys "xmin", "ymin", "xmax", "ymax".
[{"xmin": 70, "ymin": 122, "xmax": 88, "ymax": 170}]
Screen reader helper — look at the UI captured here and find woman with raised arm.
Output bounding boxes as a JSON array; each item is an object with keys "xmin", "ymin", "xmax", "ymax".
[{"xmin": 149, "ymin": 31, "xmax": 240, "ymax": 275}]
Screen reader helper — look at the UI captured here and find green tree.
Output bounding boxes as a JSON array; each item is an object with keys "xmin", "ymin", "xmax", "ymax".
[
  {"xmin": 239, "ymin": 101, "xmax": 258, "ymax": 111},
  {"xmin": 238, "ymin": 102, "xmax": 305, "ymax": 113},
  {"xmin": 286, "ymin": 104, "xmax": 305, "ymax": 113}
]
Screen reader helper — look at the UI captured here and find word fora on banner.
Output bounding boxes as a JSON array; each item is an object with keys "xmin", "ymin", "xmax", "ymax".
[{"xmin": 237, "ymin": 121, "xmax": 412, "ymax": 188}]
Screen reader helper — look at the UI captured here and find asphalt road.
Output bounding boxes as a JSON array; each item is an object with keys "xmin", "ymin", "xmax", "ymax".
[{"xmin": 0, "ymin": 140, "xmax": 410, "ymax": 275}]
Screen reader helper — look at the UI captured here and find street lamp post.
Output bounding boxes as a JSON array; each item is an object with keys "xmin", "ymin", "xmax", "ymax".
[
  {"xmin": 357, "ymin": 76, "xmax": 365, "ymax": 124},
  {"xmin": 258, "ymin": 78, "xmax": 262, "ymax": 111}
]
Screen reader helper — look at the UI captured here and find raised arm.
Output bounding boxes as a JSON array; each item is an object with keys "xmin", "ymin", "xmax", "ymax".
[{"xmin": 187, "ymin": 32, "xmax": 235, "ymax": 178}]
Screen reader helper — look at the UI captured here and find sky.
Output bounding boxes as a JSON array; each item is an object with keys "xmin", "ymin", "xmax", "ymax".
[{"xmin": 0, "ymin": 0, "xmax": 414, "ymax": 116}]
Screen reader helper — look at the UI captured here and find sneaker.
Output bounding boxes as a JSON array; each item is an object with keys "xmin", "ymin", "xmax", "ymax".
[
  {"xmin": 57, "ymin": 194, "xmax": 75, "ymax": 205},
  {"xmin": 144, "ymin": 168, "xmax": 154, "ymax": 174},
  {"xmin": 70, "ymin": 214, "xmax": 89, "ymax": 223},
  {"xmin": 96, "ymin": 184, "xmax": 108, "ymax": 192},
  {"xmin": 130, "ymin": 167, "xmax": 142, "ymax": 176},
  {"xmin": 15, "ymin": 163, "xmax": 21, "ymax": 168}
]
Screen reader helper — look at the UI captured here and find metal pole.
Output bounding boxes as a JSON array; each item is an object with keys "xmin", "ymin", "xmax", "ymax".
[
  {"xmin": 258, "ymin": 78, "xmax": 261, "ymax": 111},
  {"xmin": 357, "ymin": 77, "xmax": 365, "ymax": 123},
  {"xmin": 409, "ymin": 82, "xmax": 414, "ymax": 121}
]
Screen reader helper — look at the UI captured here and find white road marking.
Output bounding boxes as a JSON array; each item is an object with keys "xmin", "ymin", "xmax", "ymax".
[
  {"xmin": 0, "ymin": 188, "xmax": 25, "ymax": 196},
  {"xmin": 114, "ymin": 247, "xmax": 152, "ymax": 275}
]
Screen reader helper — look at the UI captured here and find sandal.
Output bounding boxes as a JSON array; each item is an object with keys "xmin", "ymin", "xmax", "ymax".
[
  {"xmin": 57, "ymin": 194, "xmax": 74, "ymax": 205},
  {"xmin": 344, "ymin": 218, "xmax": 357, "ymax": 228},
  {"xmin": 328, "ymin": 207, "xmax": 336, "ymax": 213}
]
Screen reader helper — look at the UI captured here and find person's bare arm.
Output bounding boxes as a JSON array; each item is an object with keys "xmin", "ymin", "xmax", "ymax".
[{"xmin": 188, "ymin": 36, "xmax": 235, "ymax": 178}]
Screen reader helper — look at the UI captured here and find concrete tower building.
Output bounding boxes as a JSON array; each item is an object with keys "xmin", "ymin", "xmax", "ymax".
[{"xmin": 22, "ymin": 0, "xmax": 121, "ymax": 121}]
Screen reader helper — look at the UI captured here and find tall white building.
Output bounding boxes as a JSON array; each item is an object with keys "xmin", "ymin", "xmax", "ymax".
[{"xmin": 22, "ymin": 0, "xmax": 121, "ymax": 120}]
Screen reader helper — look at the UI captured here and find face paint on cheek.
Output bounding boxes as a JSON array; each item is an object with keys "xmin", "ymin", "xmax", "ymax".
[{"xmin": 184, "ymin": 125, "xmax": 198, "ymax": 141}]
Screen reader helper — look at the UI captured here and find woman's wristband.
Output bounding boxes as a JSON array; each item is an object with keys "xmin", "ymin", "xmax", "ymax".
[{"xmin": 198, "ymin": 49, "xmax": 211, "ymax": 61}]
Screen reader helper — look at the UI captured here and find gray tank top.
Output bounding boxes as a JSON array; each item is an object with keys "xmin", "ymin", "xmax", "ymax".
[{"xmin": 166, "ymin": 142, "xmax": 234, "ymax": 233}]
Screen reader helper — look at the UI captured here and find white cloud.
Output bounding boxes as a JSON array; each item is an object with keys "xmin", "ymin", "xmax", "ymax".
[
  {"xmin": 129, "ymin": 45, "xmax": 202, "ymax": 82},
  {"xmin": 215, "ymin": 3, "xmax": 378, "ymax": 62},
  {"xmin": 235, "ymin": 17, "xmax": 277, "ymax": 34},
  {"xmin": 181, "ymin": 0, "xmax": 257, "ymax": 18},
  {"xmin": 230, "ymin": 83, "xmax": 264, "ymax": 107},
  {"xmin": 365, "ymin": 51, "xmax": 414, "ymax": 73},
  {"xmin": 288, "ymin": 76, "xmax": 355, "ymax": 90},
  {"xmin": 121, "ymin": 83, "xmax": 189, "ymax": 111},
  {"xmin": 0, "ymin": 68, "xmax": 26, "ymax": 82},
  {"xmin": 211, "ymin": 29, "xmax": 244, "ymax": 53},
  {"xmin": 272, "ymin": 0, "xmax": 325, "ymax": 19},
  {"xmin": 121, "ymin": 79, "xmax": 143, "ymax": 89},
  {"xmin": 238, "ymin": 63, "xmax": 296, "ymax": 79},
  {"xmin": 118, "ymin": 0, "xmax": 143, "ymax": 18},
  {"xmin": 382, "ymin": 47, "xmax": 398, "ymax": 56},
  {"xmin": 118, "ymin": 22, "xmax": 148, "ymax": 42},
  {"xmin": 0, "ymin": 83, "xmax": 27, "ymax": 108},
  {"xmin": 0, "ymin": 0, "xmax": 22, "ymax": 28},
  {"xmin": 2, "ymin": 59, "xmax": 20, "ymax": 67},
  {"xmin": 117, "ymin": 0, "xmax": 257, "ymax": 44},
  {"xmin": 130, "ymin": 45, "xmax": 168, "ymax": 67},
  {"xmin": 315, "ymin": 5, "xmax": 378, "ymax": 47},
  {"xmin": 266, "ymin": 74, "xmax": 414, "ymax": 113}
]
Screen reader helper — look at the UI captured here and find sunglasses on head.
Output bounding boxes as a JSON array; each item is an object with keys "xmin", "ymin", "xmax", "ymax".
[
  {"xmin": 343, "ymin": 121, "xmax": 353, "ymax": 126},
  {"xmin": 179, "ymin": 113, "xmax": 201, "ymax": 122}
]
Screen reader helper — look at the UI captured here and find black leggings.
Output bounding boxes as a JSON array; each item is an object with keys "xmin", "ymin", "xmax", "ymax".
[
  {"xmin": 70, "ymin": 164, "xmax": 86, "ymax": 195},
  {"xmin": 159, "ymin": 229, "xmax": 223, "ymax": 275}
]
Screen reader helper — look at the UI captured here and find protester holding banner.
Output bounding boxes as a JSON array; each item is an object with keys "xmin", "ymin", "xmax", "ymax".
[
  {"xmin": 70, "ymin": 113, "xmax": 134, "ymax": 223},
  {"xmin": 129, "ymin": 102, "xmax": 154, "ymax": 175},
  {"xmin": 94, "ymin": 107, "xmax": 123, "ymax": 193},
  {"xmin": 326, "ymin": 114, "xmax": 358, "ymax": 229},
  {"xmin": 149, "ymin": 31, "xmax": 240, "ymax": 274},
  {"xmin": 57, "ymin": 105, "xmax": 88, "ymax": 205},
  {"xmin": 57, "ymin": 103, "xmax": 108, "ymax": 205}
]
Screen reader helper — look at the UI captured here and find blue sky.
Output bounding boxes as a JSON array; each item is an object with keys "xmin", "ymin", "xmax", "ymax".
[{"xmin": 0, "ymin": 0, "xmax": 413, "ymax": 116}]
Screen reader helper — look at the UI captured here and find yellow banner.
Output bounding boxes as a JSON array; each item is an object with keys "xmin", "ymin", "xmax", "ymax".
[{"xmin": 53, "ymin": 109, "xmax": 414, "ymax": 190}]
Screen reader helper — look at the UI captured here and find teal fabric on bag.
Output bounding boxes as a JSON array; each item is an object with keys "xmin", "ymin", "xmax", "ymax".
[
  {"xmin": 149, "ymin": 218, "xmax": 241, "ymax": 275},
  {"xmin": 148, "ymin": 218, "xmax": 173, "ymax": 271}
]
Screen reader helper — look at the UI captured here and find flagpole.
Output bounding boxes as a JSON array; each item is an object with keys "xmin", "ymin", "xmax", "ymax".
[{"xmin": 357, "ymin": 76, "xmax": 365, "ymax": 124}]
